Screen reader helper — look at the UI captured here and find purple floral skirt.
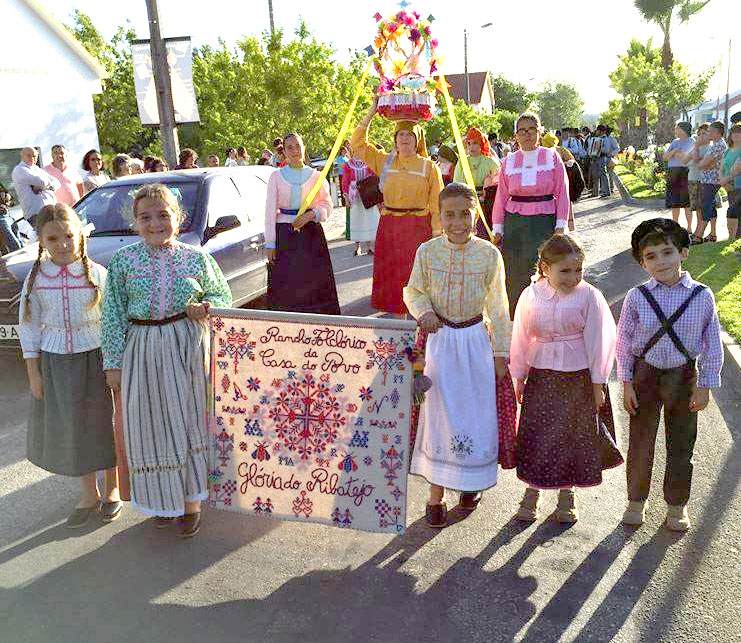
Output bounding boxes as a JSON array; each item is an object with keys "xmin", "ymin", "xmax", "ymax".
[{"xmin": 516, "ymin": 368, "xmax": 623, "ymax": 489}]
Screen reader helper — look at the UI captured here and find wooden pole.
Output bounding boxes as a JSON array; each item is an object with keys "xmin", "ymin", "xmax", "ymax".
[
  {"xmin": 268, "ymin": 0, "xmax": 275, "ymax": 36},
  {"xmin": 145, "ymin": 0, "xmax": 179, "ymax": 168}
]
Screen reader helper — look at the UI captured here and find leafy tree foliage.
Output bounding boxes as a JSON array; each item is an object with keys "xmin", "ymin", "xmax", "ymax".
[
  {"xmin": 535, "ymin": 82, "xmax": 584, "ymax": 131},
  {"xmin": 64, "ymin": 12, "xmax": 539, "ymax": 161},
  {"xmin": 489, "ymin": 75, "xmax": 534, "ymax": 114},
  {"xmin": 65, "ymin": 11, "xmax": 158, "ymax": 157},
  {"xmin": 604, "ymin": 38, "xmax": 711, "ymax": 147},
  {"xmin": 633, "ymin": 0, "xmax": 711, "ymax": 141}
]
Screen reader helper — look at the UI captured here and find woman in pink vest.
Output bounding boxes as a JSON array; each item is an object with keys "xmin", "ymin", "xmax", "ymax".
[{"xmin": 492, "ymin": 112, "xmax": 570, "ymax": 317}]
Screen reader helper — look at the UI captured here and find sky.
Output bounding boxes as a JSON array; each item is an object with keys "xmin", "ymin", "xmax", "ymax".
[{"xmin": 48, "ymin": 0, "xmax": 738, "ymax": 114}]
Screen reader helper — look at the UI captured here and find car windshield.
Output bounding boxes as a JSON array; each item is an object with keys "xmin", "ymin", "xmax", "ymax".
[{"xmin": 76, "ymin": 182, "xmax": 199, "ymax": 236}]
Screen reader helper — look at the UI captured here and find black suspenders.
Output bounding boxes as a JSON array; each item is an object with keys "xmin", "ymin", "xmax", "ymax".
[{"xmin": 638, "ymin": 284, "xmax": 705, "ymax": 363}]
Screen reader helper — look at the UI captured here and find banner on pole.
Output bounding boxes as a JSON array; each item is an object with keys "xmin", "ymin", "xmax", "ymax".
[
  {"xmin": 208, "ymin": 309, "xmax": 416, "ymax": 534},
  {"xmin": 132, "ymin": 37, "xmax": 200, "ymax": 125}
]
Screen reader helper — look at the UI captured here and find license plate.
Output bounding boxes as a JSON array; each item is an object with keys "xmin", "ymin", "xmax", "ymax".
[{"xmin": 0, "ymin": 325, "xmax": 19, "ymax": 341}]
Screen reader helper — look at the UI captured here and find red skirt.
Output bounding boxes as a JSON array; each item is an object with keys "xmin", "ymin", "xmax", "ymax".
[
  {"xmin": 372, "ymin": 214, "xmax": 432, "ymax": 315},
  {"xmin": 407, "ymin": 329, "xmax": 518, "ymax": 469}
]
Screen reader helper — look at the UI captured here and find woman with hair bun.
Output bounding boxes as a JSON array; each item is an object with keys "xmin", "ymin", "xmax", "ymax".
[
  {"xmin": 264, "ymin": 132, "xmax": 340, "ymax": 314},
  {"xmin": 492, "ymin": 112, "xmax": 570, "ymax": 317}
]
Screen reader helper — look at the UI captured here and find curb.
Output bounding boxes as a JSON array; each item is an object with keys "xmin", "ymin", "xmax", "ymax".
[{"xmin": 611, "ymin": 170, "xmax": 665, "ymax": 209}]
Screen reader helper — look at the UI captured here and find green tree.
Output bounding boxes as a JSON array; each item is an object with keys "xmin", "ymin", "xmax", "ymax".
[
  {"xmin": 65, "ymin": 12, "xmax": 158, "ymax": 156},
  {"xmin": 535, "ymin": 82, "xmax": 584, "ymax": 131},
  {"xmin": 633, "ymin": 0, "xmax": 712, "ymax": 141},
  {"xmin": 607, "ymin": 38, "xmax": 711, "ymax": 148},
  {"xmin": 489, "ymin": 75, "xmax": 534, "ymax": 114}
]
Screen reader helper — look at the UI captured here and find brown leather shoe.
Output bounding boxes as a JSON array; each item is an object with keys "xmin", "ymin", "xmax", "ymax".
[
  {"xmin": 425, "ymin": 503, "xmax": 448, "ymax": 528},
  {"xmin": 152, "ymin": 516, "xmax": 175, "ymax": 529},
  {"xmin": 179, "ymin": 512, "xmax": 202, "ymax": 538},
  {"xmin": 459, "ymin": 491, "xmax": 483, "ymax": 512}
]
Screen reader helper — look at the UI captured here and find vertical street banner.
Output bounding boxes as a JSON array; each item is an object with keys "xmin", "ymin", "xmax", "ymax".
[
  {"xmin": 208, "ymin": 309, "xmax": 417, "ymax": 534},
  {"xmin": 132, "ymin": 37, "xmax": 200, "ymax": 125}
]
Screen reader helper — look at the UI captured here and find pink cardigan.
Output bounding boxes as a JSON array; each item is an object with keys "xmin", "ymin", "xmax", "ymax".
[
  {"xmin": 510, "ymin": 279, "xmax": 616, "ymax": 383},
  {"xmin": 492, "ymin": 147, "xmax": 569, "ymax": 234}
]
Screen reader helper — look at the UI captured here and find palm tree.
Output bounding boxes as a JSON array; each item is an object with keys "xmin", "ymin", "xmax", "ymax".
[{"xmin": 633, "ymin": 0, "xmax": 711, "ymax": 141}]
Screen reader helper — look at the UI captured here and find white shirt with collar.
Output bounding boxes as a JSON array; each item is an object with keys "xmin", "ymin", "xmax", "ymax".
[
  {"xmin": 19, "ymin": 259, "xmax": 106, "ymax": 358},
  {"xmin": 10, "ymin": 162, "xmax": 60, "ymax": 220}
]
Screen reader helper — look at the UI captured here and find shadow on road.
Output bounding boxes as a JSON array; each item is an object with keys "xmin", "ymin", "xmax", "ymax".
[{"xmin": 0, "ymin": 513, "xmax": 581, "ymax": 643}]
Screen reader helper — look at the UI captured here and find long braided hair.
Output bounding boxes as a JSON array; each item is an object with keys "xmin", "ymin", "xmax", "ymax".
[{"xmin": 24, "ymin": 204, "xmax": 100, "ymax": 320}]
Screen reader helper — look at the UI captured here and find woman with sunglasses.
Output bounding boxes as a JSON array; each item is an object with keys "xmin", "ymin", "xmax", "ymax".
[
  {"xmin": 81, "ymin": 150, "xmax": 111, "ymax": 195},
  {"xmin": 492, "ymin": 112, "xmax": 570, "ymax": 317}
]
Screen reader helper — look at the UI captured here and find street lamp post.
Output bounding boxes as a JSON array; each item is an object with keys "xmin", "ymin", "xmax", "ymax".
[
  {"xmin": 724, "ymin": 39, "xmax": 732, "ymax": 131},
  {"xmin": 464, "ymin": 23, "xmax": 492, "ymax": 106}
]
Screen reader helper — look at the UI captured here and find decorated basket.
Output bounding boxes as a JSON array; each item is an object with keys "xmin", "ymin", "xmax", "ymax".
[
  {"xmin": 372, "ymin": 10, "xmax": 439, "ymax": 124},
  {"xmin": 378, "ymin": 92, "xmax": 436, "ymax": 122}
]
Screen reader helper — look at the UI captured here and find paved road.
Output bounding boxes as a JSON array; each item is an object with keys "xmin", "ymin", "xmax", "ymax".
[{"xmin": 1, "ymin": 195, "xmax": 740, "ymax": 643}]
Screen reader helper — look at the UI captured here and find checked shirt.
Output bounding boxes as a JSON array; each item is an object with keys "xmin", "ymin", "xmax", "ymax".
[{"xmin": 616, "ymin": 272, "xmax": 723, "ymax": 388}]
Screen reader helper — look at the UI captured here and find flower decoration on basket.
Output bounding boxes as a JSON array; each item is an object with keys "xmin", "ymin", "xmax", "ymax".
[{"xmin": 372, "ymin": 10, "xmax": 439, "ymax": 123}]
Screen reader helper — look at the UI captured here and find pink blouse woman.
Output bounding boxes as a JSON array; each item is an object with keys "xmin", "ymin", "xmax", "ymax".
[{"xmin": 492, "ymin": 112, "xmax": 569, "ymax": 317}]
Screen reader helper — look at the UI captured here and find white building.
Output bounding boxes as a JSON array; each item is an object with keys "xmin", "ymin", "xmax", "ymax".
[
  {"xmin": 684, "ymin": 89, "xmax": 741, "ymax": 128},
  {"xmin": 0, "ymin": 0, "xmax": 107, "ymax": 196}
]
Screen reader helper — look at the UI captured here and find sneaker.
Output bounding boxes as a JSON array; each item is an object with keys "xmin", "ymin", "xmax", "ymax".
[
  {"xmin": 556, "ymin": 488, "xmax": 579, "ymax": 523},
  {"xmin": 665, "ymin": 505, "xmax": 690, "ymax": 532},
  {"xmin": 516, "ymin": 488, "xmax": 541, "ymax": 522},
  {"xmin": 459, "ymin": 491, "xmax": 483, "ymax": 512},
  {"xmin": 622, "ymin": 500, "xmax": 646, "ymax": 526},
  {"xmin": 425, "ymin": 502, "xmax": 448, "ymax": 528}
]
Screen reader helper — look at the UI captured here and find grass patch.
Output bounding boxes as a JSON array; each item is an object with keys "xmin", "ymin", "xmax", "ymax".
[
  {"xmin": 684, "ymin": 238, "xmax": 741, "ymax": 344},
  {"xmin": 614, "ymin": 164, "xmax": 664, "ymax": 200}
]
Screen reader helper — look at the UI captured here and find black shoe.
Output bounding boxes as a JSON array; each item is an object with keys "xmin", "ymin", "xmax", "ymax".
[
  {"xmin": 459, "ymin": 491, "xmax": 483, "ymax": 512},
  {"xmin": 179, "ymin": 512, "xmax": 202, "ymax": 538},
  {"xmin": 425, "ymin": 503, "xmax": 448, "ymax": 528}
]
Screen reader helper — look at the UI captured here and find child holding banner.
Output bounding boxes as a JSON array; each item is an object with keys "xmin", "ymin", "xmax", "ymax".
[
  {"xmin": 102, "ymin": 184, "xmax": 232, "ymax": 538},
  {"xmin": 403, "ymin": 182, "xmax": 511, "ymax": 527}
]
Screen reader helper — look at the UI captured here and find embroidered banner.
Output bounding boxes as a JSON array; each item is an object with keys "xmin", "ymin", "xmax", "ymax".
[{"xmin": 208, "ymin": 309, "xmax": 417, "ymax": 534}]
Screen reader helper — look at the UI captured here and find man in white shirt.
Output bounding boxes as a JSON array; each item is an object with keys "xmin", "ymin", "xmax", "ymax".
[
  {"xmin": 43, "ymin": 145, "xmax": 84, "ymax": 206},
  {"xmin": 11, "ymin": 147, "xmax": 60, "ymax": 224}
]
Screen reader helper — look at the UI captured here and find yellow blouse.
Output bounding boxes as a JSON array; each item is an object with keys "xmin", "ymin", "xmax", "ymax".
[
  {"xmin": 403, "ymin": 235, "xmax": 512, "ymax": 356},
  {"xmin": 351, "ymin": 122, "xmax": 443, "ymax": 234}
]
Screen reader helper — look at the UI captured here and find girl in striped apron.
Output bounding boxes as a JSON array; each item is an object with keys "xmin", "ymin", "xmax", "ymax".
[{"xmin": 102, "ymin": 184, "xmax": 232, "ymax": 538}]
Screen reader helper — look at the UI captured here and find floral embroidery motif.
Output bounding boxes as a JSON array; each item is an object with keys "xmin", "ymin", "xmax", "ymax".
[{"xmin": 450, "ymin": 434, "xmax": 474, "ymax": 459}]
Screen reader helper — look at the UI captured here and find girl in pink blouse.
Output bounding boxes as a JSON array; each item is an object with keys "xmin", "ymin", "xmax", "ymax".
[{"xmin": 510, "ymin": 234, "xmax": 622, "ymax": 523}]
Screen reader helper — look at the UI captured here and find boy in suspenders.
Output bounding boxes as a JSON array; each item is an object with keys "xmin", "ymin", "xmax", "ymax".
[{"xmin": 616, "ymin": 218, "xmax": 723, "ymax": 531}]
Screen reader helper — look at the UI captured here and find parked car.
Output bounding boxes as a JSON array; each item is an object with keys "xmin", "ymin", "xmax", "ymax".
[{"xmin": 0, "ymin": 166, "xmax": 274, "ymax": 351}]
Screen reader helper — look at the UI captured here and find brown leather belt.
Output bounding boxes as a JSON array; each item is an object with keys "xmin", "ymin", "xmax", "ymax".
[
  {"xmin": 128, "ymin": 312, "xmax": 187, "ymax": 326},
  {"xmin": 437, "ymin": 313, "xmax": 483, "ymax": 329},
  {"xmin": 382, "ymin": 205, "xmax": 428, "ymax": 217}
]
